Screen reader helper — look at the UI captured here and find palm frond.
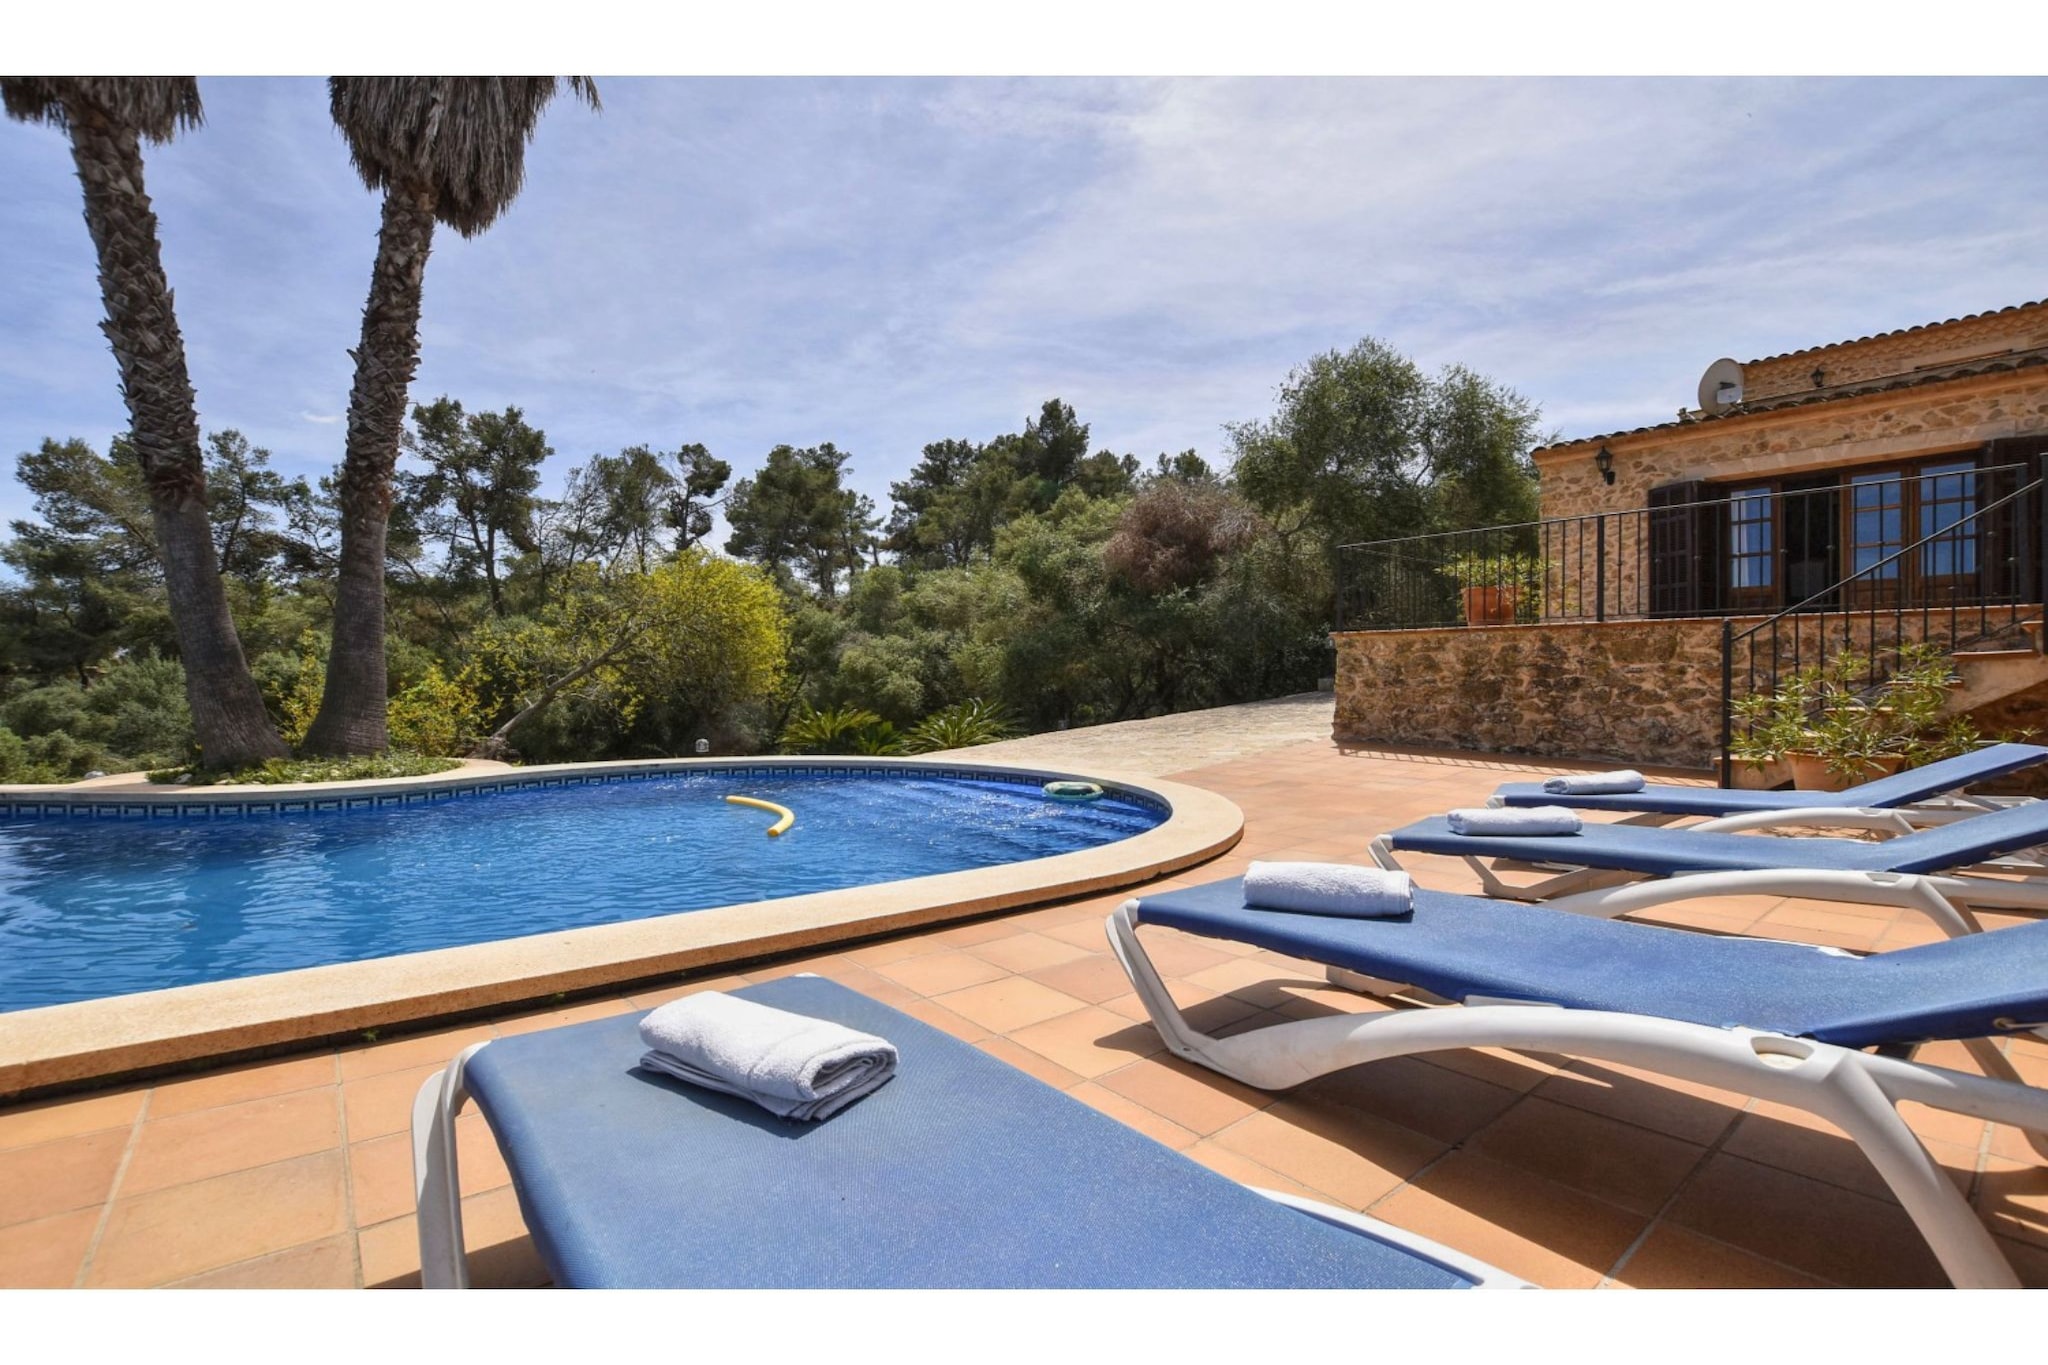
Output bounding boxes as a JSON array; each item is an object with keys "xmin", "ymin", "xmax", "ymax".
[
  {"xmin": 1, "ymin": 77, "xmax": 203, "ymax": 142},
  {"xmin": 326, "ymin": 76, "xmax": 600, "ymax": 237}
]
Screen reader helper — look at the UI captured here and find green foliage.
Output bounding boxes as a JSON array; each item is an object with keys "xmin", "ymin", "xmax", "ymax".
[
  {"xmin": 2, "ymin": 342, "xmax": 1537, "ymax": 775},
  {"xmin": 469, "ymin": 550, "xmax": 789, "ymax": 761},
  {"xmin": 150, "ymin": 752, "xmax": 462, "ymax": 786},
  {"xmin": 723, "ymin": 443, "xmax": 877, "ymax": 598},
  {"xmin": 387, "ymin": 662, "xmax": 484, "ymax": 756},
  {"xmin": 902, "ymin": 699, "xmax": 1019, "ymax": 754},
  {"xmin": 1228, "ymin": 337, "xmax": 1543, "ymax": 552},
  {"xmin": 1731, "ymin": 642, "xmax": 2028, "ymax": 777},
  {"xmin": 778, "ymin": 703, "xmax": 891, "ymax": 755},
  {"xmin": 0, "ymin": 655, "xmax": 194, "ymax": 779}
]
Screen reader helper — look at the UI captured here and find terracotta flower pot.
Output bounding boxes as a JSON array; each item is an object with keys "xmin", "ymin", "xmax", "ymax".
[
  {"xmin": 1785, "ymin": 751, "xmax": 1906, "ymax": 792},
  {"xmin": 1461, "ymin": 586, "xmax": 1518, "ymax": 626}
]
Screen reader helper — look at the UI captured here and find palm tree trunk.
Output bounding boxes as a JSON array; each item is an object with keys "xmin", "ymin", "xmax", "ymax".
[
  {"xmin": 65, "ymin": 104, "xmax": 287, "ymax": 769},
  {"xmin": 302, "ymin": 186, "xmax": 437, "ymax": 755}
]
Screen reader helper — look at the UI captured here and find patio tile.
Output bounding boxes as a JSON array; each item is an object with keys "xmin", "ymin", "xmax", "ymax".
[
  {"xmin": 1023, "ymin": 951, "xmax": 1137, "ymax": 1004},
  {"xmin": 1463, "ymin": 1095, "xmax": 1708, "ymax": 1215},
  {"xmin": 358, "ymin": 1185, "xmax": 545, "ymax": 1289},
  {"xmin": 0, "ymin": 1206, "xmax": 101, "ymax": 1288},
  {"xmin": 1182, "ymin": 1139, "xmax": 1325, "ymax": 1204},
  {"xmin": 149, "ymin": 1052, "xmax": 338, "ymax": 1119},
  {"xmin": 1723, "ymin": 1101, "xmax": 1976, "ymax": 1202},
  {"xmin": 552, "ymin": 996, "xmax": 640, "ymax": 1025},
  {"xmin": 892, "ymin": 996, "xmax": 989, "ymax": 1044},
  {"xmin": 624, "ymin": 972, "xmax": 752, "ymax": 1009},
  {"xmin": 121, "ymin": 1087, "xmax": 343, "ymax": 1196},
  {"xmin": 1533, "ymin": 1059, "xmax": 1746, "ymax": 1146},
  {"xmin": 965, "ymin": 931, "xmax": 1095, "ymax": 974},
  {"xmin": 1292, "ymin": 1056, "xmax": 1524, "ymax": 1148},
  {"xmin": 1661, "ymin": 1152, "xmax": 1949, "ymax": 1287},
  {"xmin": 341, "ymin": 1063, "xmax": 445, "ymax": 1142},
  {"xmin": 1367, "ymin": 1149, "xmax": 1646, "ymax": 1288},
  {"xmin": 87, "ymin": 1150, "xmax": 350, "ymax": 1287},
  {"xmin": 338, "ymin": 1024, "xmax": 496, "ymax": 1082},
  {"xmin": 0, "ymin": 1087, "xmax": 144, "ymax": 1151},
  {"xmin": 971, "ymin": 1036, "xmax": 1085, "ymax": 1091},
  {"xmin": 1974, "ymin": 1155, "xmax": 2048, "ymax": 1248},
  {"xmin": 166, "ymin": 1234, "xmax": 358, "ymax": 1289},
  {"xmin": 1067, "ymin": 1083, "xmax": 1200, "ymax": 1150},
  {"xmin": 1607, "ymin": 1224, "xmax": 1833, "ymax": 1289},
  {"xmin": 873, "ymin": 949, "xmax": 1009, "ymax": 996},
  {"xmin": 1040, "ymin": 918, "xmax": 1116, "ymax": 952},
  {"xmin": 348, "ymin": 1114, "xmax": 510, "ymax": 1229},
  {"xmin": 932, "ymin": 915, "xmax": 1033, "ymax": 948},
  {"xmin": 932, "ymin": 978, "xmax": 1088, "ymax": 1034},
  {"xmin": 1208, "ymin": 1102, "xmax": 1443, "ymax": 1209},
  {"xmin": 1094, "ymin": 1055, "xmax": 1272, "ymax": 1136},
  {"xmin": 0, "ymin": 1127, "xmax": 129, "ymax": 1228},
  {"xmin": 1007, "ymin": 1005, "xmax": 1166, "ymax": 1078}
]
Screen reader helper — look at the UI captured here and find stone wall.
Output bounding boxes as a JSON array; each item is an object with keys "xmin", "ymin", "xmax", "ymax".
[
  {"xmin": 1744, "ymin": 305, "xmax": 2048, "ymax": 402},
  {"xmin": 1334, "ymin": 615, "xmax": 2041, "ymax": 770},
  {"xmin": 1334, "ymin": 620, "xmax": 1735, "ymax": 768},
  {"xmin": 1535, "ymin": 366, "xmax": 2048, "ymax": 526}
]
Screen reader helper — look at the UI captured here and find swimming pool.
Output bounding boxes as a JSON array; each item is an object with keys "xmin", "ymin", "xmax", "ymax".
[{"xmin": 0, "ymin": 766, "xmax": 1166, "ymax": 1012}]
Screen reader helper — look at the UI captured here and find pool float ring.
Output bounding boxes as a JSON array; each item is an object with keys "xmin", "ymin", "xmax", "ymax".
[
  {"xmin": 724, "ymin": 794, "xmax": 795, "ymax": 836},
  {"xmin": 1041, "ymin": 780, "xmax": 1105, "ymax": 803}
]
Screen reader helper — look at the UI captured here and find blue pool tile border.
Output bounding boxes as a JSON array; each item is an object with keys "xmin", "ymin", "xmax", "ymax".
[{"xmin": 0, "ymin": 760, "xmax": 1172, "ymax": 822}]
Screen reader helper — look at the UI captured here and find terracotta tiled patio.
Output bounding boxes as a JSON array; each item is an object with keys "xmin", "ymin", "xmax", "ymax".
[{"xmin": 5, "ymin": 735, "xmax": 2048, "ymax": 1289}]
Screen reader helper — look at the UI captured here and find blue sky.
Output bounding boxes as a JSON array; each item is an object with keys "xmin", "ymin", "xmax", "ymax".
[{"xmin": 3, "ymin": 76, "xmax": 2044, "ymax": 540}]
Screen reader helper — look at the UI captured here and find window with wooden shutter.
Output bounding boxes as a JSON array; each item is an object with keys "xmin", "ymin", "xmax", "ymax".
[{"xmin": 1647, "ymin": 480, "xmax": 1717, "ymax": 617}]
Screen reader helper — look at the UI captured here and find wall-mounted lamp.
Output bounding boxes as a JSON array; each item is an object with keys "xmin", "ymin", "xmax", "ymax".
[
  {"xmin": 1811, "ymin": 366, "xmax": 1826, "ymax": 389},
  {"xmin": 1595, "ymin": 445, "xmax": 1616, "ymax": 486}
]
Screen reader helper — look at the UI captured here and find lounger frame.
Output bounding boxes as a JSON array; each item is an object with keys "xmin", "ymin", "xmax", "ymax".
[
  {"xmin": 409, "ymin": 1037, "xmax": 1526, "ymax": 1290},
  {"xmin": 1108, "ymin": 898, "xmax": 2048, "ymax": 1289},
  {"xmin": 1368, "ymin": 826, "xmax": 2048, "ymax": 928}
]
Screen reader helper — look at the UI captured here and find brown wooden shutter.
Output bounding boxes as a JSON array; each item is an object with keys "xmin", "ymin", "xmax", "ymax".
[
  {"xmin": 1982, "ymin": 437, "xmax": 2048, "ymax": 603},
  {"xmin": 1647, "ymin": 480, "xmax": 1718, "ymax": 617}
]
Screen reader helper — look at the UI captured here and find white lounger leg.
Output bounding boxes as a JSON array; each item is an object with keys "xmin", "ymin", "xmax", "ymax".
[
  {"xmin": 412, "ymin": 1041, "xmax": 489, "ymax": 1290},
  {"xmin": 1107, "ymin": 902, "xmax": 2036, "ymax": 1288}
]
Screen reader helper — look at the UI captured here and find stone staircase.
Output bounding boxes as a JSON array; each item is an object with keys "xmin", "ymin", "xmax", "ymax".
[{"xmin": 1946, "ymin": 629, "xmax": 2048, "ymax": 714}]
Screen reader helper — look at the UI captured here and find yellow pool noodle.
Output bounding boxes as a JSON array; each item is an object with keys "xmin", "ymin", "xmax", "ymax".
[{"xmin": 723, "ymin": 794, "xmax": 795, "ymax": 837}]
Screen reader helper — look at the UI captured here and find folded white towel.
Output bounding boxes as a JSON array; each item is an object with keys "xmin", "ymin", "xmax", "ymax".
[
  {"xmin": 1243, "ymin": 861, "xmax": 1413, "ymax": 918},
  {"xmin": 637, "ymin": 991, "xmax": 898, "ymax": 1122},
  {"xmin": 1447, "ymin": 805, "xmax": 1582, "ymax": 836},
  {"xmin": 1542, "ymin": 770, "xmax": 1646, "ymax": 795}
]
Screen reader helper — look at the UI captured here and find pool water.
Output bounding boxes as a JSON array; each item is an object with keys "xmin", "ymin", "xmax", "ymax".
[{"xmin": 0, "ymin": 772, "xmax": 1164, "ymax": 1012}]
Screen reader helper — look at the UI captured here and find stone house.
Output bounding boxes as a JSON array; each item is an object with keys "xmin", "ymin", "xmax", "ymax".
[{"xmin": 1334, "ymin": 300, "xmax": 2048, "ymax": 771}]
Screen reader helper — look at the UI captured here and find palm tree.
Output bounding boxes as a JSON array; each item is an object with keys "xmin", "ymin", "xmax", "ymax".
[
  {"xmin": 303, "ymin": 77, "xmax": 599, "ymax": 755},
  {"xmin": 1, "ymin": 78, "xmax": 289, "ymax": 768}
]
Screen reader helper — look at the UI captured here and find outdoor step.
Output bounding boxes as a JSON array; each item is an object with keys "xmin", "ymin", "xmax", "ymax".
[{"xmin": 1951, "ymin": 648, "xmax": 2042, "ymax": 661}]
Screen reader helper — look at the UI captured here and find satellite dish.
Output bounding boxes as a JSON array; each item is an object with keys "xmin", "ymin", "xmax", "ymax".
[{"xmin": 1697, "ymin": 358, "xmax": 1745, "ymax": 415}]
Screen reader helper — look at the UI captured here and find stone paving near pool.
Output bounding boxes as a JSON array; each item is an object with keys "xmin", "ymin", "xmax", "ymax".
[{"xmin": 4, "ymin": 716, "xmax": 2047, "ymax": 1289}]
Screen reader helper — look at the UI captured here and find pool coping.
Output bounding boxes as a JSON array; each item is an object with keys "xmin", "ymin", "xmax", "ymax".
[{"xmin": 0, "ymin": 755, "xmax": 1241, "ymax": 1098}]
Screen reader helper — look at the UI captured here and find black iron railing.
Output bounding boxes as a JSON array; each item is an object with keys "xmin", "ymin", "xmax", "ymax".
[
  {"xmin": 1335, "ymin": 463, "xmax": 2035, "ymax": 632},
  {"xmin": 1716, "ymin": 464, "xmax": 2046, "ymax": 785}
]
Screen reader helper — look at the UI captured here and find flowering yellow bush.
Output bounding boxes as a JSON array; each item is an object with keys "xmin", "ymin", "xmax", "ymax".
[{"xmin": 387, "ymin": 662, "xmax": 484, "ymax": 756}]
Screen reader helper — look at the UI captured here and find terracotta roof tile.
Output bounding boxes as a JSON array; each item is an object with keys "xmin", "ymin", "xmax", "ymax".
[
  {"xmin": 1531, "ymin": 349, "xmax": 2048, "ymax": 457},
  {"xmin": 1741, "ymin": 299, "xmax": 2047, "ymax": 366}
]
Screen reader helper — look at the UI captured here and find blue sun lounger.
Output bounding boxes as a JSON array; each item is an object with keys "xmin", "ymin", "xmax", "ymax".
[
  {"xmin": 1107, "ymin": 878, "xmax": 2048, "ymax": 1288},
  {"xmin": 1371, "ymin": 796, "xmax": 2048, "ymax": 931},
  {"xmin": 410, "ymin": 974, "xmax": 1521, "ymax": 1289},
  {"xmin": 1489, "ymin": 742, "xmax": 2048, "ymax": 826}
]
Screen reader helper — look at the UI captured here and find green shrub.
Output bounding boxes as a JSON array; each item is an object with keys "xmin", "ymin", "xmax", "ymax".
[{"xmin": 902, "ymin": 699, "xmax": 1019, "ymax": 753}]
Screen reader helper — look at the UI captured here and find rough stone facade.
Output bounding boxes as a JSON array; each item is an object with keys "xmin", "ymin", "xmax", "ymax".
[
  {"xmin": 1335, "ymin": 615, "xmax": 2040, "ymax": 771},
  {"xmin": 1334, "ymin": 620, "xmax": 1735, "ymax": 768}
]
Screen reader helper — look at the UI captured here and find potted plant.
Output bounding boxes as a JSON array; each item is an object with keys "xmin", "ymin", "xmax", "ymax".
[
  {"xmin": 1441, "ymin": 552, "xmax": 1544, "ymax": 626},
  {"xmin": 1730, "ymin": 643, "xmax": 2020, "ymax": 791}
]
